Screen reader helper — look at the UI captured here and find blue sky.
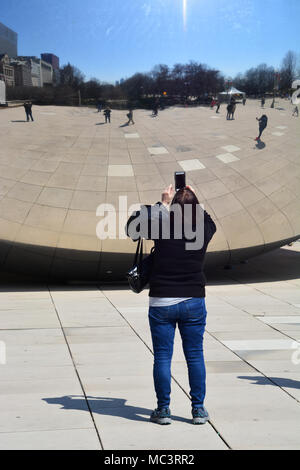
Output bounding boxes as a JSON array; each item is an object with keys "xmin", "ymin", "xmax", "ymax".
[{"xmin": 1, "ymin": 0, "xmax": 299, "ymax": 83}]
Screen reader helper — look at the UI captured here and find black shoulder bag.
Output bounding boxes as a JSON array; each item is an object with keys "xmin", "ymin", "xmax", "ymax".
[{"xmin": 126, "ymin": 238, "xmax": 155, "ymax": 294}]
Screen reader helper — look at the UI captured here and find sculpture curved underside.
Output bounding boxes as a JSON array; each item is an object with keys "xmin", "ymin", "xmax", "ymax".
[{"xmin": 0, "ymin": 101, "xmax": 299, "ymax": 280}]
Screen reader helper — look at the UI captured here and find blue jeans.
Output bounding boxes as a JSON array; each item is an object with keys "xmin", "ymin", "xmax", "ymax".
[{"xmin": 149, "ymin": 298, "xmax": 207, "ymax": 409}]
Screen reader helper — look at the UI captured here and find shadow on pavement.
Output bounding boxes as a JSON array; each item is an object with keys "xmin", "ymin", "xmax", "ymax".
[
  {"xmin": 238, "ymin": 376, "xmax": 300, "ymax": 390},
  {"xmin": 204, "ymin": 245, "xmax": 300, "ymax": 285},
  {"xmin": 255, "ymin": 140, "xmax": 266, "ymax": 149},
  {"xmin": 0, "ymin": 245, "xmax": 299, "ymax": 287},
  {"xmin": 42, "ymin": 395, "xmax": 191, "ymax": 423}
]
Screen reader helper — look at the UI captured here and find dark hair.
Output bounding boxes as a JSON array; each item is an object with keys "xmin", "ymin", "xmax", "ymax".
[
  {"xmin": 171, "ymin": 187, "xmax": 200, "ymax": 207},
  {"xmin": 170, "ymin": 187, "xmax": 201, "ymax": 229}
]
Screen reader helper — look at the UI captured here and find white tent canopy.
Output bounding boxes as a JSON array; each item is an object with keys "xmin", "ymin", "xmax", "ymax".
[{"xmin": 219, "ymin": 86, "xmax": 246, "ymax": 97}]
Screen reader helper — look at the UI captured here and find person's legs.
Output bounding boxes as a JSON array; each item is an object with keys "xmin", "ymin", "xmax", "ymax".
[
  {"xmin": 178, "ymin": 298, "xmax": 207, "ymax": 409},
  {"xmin": 149, "ymin": 306, "xmax": 176, "ymax": 410},
  {"xmin": 25, "ymin": 111, "xmax": 29, "ymax": 122},
  {"xmin": 258, "ymin": 125, "xmax": 265, "ymax": 140},
  {"xmin": 30, "ymin": 111, "xmax": 34, "ymax": 122}
]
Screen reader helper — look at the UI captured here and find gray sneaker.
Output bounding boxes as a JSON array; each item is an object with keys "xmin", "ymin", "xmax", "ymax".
[
  {"xmin": 192, "ymin": 406, "xmax": 209, "ymax": 425},
  {"xmin": 150, "ymin": 408, "xmax": 172, "ymax": 425}
]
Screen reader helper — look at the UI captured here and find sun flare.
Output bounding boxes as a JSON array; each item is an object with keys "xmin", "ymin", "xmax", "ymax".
[{"xmin": 183, "ymin": 0, "xmax": 187, "ymax": 30}]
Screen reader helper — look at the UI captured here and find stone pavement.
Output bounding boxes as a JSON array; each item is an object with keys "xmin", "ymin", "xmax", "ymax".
[{"xmin": 0, "ymin": 242, "xmax": 299, "ymax": 450}]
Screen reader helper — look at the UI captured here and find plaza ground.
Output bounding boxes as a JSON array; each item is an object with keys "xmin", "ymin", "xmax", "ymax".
[
  {"xmin": 0, "ymin": 98, "xmax": 299, "ymax": 449},
  {"xmin": 0, "ymin": 242, "xmax": 299, "ymax": 450}
]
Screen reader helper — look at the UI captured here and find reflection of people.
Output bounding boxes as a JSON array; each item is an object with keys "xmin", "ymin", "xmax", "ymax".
[
  {"xmin": 126, "ymin": 185, "xmax": 217, "ymax": 426},
  {"xmin": 152, "ymin": 103, "xmax": 158, "ymax": 117},
  {"xmin": 152, "ymin": 98, "xmax": 159, "ymax": 117},
  {"xmin": 292, "ymin": 105, "xmax": 299, "ymax": 117},
  {"xmin": 103, "ymin": 107, "xmax": 111, "ymax": 123},
  {"xmin": 127, "ymin": 109, "xmax": 135, "ymax": 125},
  {"xmin": 227, "ymin": 102, "xmax": 236, "ymax": 120},
  {"xmin": 24, "ymin": 101, "xmax": 34, "ymax": 122},
  {"xmin": 255, "ymin": 114, "xmax": 268, "ymax": 141}
]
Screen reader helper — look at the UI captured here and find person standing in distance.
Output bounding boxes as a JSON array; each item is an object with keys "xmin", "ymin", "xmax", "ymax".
[
  {"xmin": 104, "ymin": 106, "xmax": 111, "ymax": 124},
  {"xmin": 292, "ymin": 105, "xmax": 299, "ymax": 117},
  {"xmin": 24, "ymin": 101, "xmax": 34, "ymax": 122},
  {"xmin": 255, "ymin": 114, "xmax": 268, "ymax": 141},
  {"xmin": 127, "ymin": 108, "xmax": 135, "ymax": 125}
]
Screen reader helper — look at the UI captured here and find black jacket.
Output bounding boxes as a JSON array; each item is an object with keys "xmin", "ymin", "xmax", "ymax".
[
  {"xmin": 258, "ymin": 115, "xmax": 268, "ymax": 128},
  {"xmin": 126, "ymin": 203, "xmax": 216, "ymax": 298}
]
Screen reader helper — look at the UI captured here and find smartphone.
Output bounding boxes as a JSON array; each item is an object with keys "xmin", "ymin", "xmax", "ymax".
[{"xmin": 175, "ymin": 171, "xmax": 186, "ymax": 191}]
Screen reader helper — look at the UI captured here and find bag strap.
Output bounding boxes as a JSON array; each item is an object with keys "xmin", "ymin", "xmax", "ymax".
[
  {"xmin": 133, "ymin": 238, "xmax": 143, "ymax": 266},
  {"xmin": 138, "ymin": 238, "xmax": 144, "ymax": 267}
]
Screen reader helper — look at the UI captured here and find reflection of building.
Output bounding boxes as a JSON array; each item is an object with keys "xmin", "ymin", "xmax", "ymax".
[
  {"xmin": 10, "ymin": 60, "xmax": 32, "ymax": 87},
  {"xmin": 0, "ymin": 104, "xmax": 298, "ymax": 281},
  {"xmin": 41, "ymin": 60, "xmax": 53, "ymax": 86},
  {"xmin": 17, "ymin": 57, "xmax": 41, "ymax": 86},
  {"xmin": 16, "ymin": 56, "xmax": 53, "ymax": 87},
  {"xmin": 0, "ymin": 79, "xmax": 6, "ymax": 104},
  {"xmin": 0, "ymin": 22, "xmax": 18, "ymax": 58},
  {"xmin": 41, "ymin": 53, "xmax": 60, "ymax": 85},
  {"xmin": 41, "ymin": 53, "xmax": 59, "ymax": 70},
  {"xmin": 0, "ymin": 54, "xmax": 15, "ymax": 87}
]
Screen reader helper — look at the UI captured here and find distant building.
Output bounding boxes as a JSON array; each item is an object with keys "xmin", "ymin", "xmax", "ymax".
[
  {"xmin": 0, "ymin": 79, "xmax": 6, "ymax": 104},
  {"xmin": 0, "ymin": 54, "xmax": 15, "ymax": 87},
  {"xmin": 41, "ymin": 53, "xmax": 59, "ymax": 70},
  {"xmin": 10, "ymin": 60, "xmax": 32, "ymax": 87},
  {"xmin": 41, "ymin": 60, "xmax": 53, "ymax": 86},
  {"xmin": 17, "ymin": 56, "xmax": 41, "ymax": 86},
  {"xmin": 17, "ymin": 56, "xmax": 53, "ymax": 87},
  {"xmin": 0, "ymin": 22, "xmax": 18, "ymax": 58},
  {"xmin": 41, "ymin": 53, "xmax": 60, "ymax": 85}
]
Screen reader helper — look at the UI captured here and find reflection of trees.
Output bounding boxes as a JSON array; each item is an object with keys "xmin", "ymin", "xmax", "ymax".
[
  {"xmin": 233, "ymin": 50, "xmax": 299, "ymax": 96},
  {"xmin": 233, "ymin": 64, "xmax": 276, "ymax": 96},
  {"xmin": 120, "ymin": 61, "xmax": 224, "ymax": 100},
  {"xmin": 60, "ymin": 63, "xmax": 85, "ymax": 89},
  {"xmin": 280, "ymin": 51, "xmax": 298, "ymax": 92}
]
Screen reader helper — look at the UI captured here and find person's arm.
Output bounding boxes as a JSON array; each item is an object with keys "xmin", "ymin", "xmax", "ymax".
[
  {"xmin": 126, "ymin": 202, "xmax": 168, "ymax": 241},
  {"xmin": 204, "ymin": 210, "xmax": 217, "ymax": 244},
  {"xmin": 126, "ymin": 185, "xmax": 174, "ymax": 241}
]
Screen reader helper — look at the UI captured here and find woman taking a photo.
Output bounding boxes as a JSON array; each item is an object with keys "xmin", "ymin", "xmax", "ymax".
[{"xmin": 126, "ymin": 184, "xmax": 216, "ymax": 425}]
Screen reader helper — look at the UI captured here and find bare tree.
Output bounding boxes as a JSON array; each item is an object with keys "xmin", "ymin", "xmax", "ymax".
[
  {"xmin": 60, "ymin": 63, "xmax": 85, "ymax": 90},
  {"xmin": 280, "ymin": 50, "xmax": 297, "ymax": 91}
]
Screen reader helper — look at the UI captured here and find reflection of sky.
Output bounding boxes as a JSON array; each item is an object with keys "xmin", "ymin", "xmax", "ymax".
[{"xmin": 1, "ymin": 0, "xmax": 299, "ymax": 82}]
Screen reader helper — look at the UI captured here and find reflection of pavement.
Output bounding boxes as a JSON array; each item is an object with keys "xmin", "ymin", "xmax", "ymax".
[
  {"xmin": 0, "ymin": 99, "xmax": 299, "ymax": 280},
  {"xmin": 0, "ymin": 242, "xmax": 300, "ymax": 449}
]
